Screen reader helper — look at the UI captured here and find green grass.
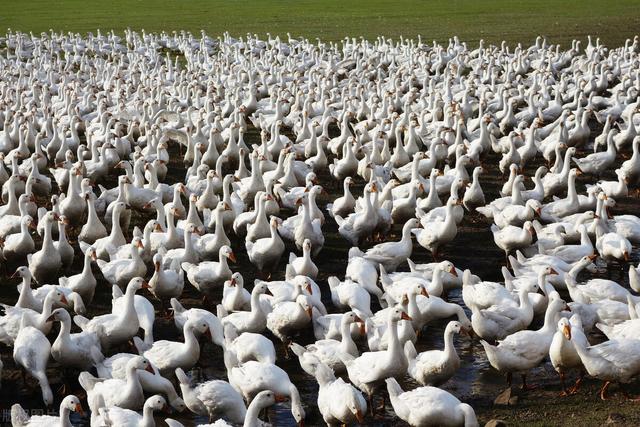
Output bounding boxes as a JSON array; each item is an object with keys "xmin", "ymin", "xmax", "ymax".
[{"xmin": 0, "ymin": 0, "xmax": 639, "ymax": 47}]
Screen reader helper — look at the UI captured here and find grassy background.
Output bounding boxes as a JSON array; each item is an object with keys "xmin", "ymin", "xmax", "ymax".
[{"xmin": 0, "ymin": 0, "xmax": 639, "ymax": 47}]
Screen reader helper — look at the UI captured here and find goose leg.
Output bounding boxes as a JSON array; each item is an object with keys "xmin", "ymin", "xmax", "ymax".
[
  {"xmin": 506, "ymin": 372, "xmax": 513, "ymax": 387},
  {"xmin": 599, "ymin": 381, "xmax": 612, "ymax": 400},
  {"xmin": 377, "ymin": 393, "xmax": 386, "ymax": 411},
  {"xmin": 619, "ymin": 383, "xmax": 640, "ymax": 401},
  {"xmin": 520, "ymin": 374, "xmax": 537, "ymax": 390},
  {"xmin": 558, "ymin": 371, "xmax": 568, "ymax": 396},
  {"xmin": 368, "ymin": 394, "xmax": 376, "ymax": 417},
  {"xmin": 283, "ymin": 340, "xmax": 291, "ymax": 359},
  {"xmin": 568, "ymin": 370, "xmax": 585, "ymax": 394}
]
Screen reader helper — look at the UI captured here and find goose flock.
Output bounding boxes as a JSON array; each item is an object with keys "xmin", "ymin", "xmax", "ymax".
[{"xmin": 0, "ymin": 29, "xmax": 639, "ymax": 427}]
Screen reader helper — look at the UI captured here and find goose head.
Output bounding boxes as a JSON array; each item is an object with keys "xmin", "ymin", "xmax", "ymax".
[
  {"xmin": 525, "ymin": 199, "xmax": 542, "ymax": 216},
  {"xmin": 45, "ymin": 288, "xmax": 69, "ymax": 307},
  {"xmin": 186, "ymin": 223, "xmax": 201, "ymax": 237},
  {"xmin": 295, "ymin": 294, "xmax": 313, "ymax": 318},
  {"xmin": 220, "ymin": 245, "xmax": 236, "ymax": 263},
  {"xmin": 388, "ymin": 306, "xmax": 411, "ymax": 323},
  {"xmin": 153, "ymin": 253, "xmax": 163, "ymax": 272},
  {"xmin": 343, "ymin": 310, "xmax": 364, "ymax": 326},
  {"xmin": 226, "ymin": 272, "xmax": 243, "ymax": 288},
  {"xmin": 129, "ymin": 355, "xmax": 155, "ymax": 374},
  {"xmin": 411, "ymin": 283, "xmax": 429, "ymax": 297},
  {"xmin": 448, "ymin": 320, "xmax": 471, "ymax": 336},
  {"xmin": 46, "ymin": 307, "xmax": 70, "ymax": 323},
  {"xmin": 131, "ymin": 236, "xmax": 145, "ymax": 250},
  {"xmin": 168, "ymin": 203, "xmax": 183, "ymax": 220},
  {"xmin": 252, "ymin": 390, "xmax": 285, "ymax": 412},
  {"xmin": 127, "ymin": 276, "xmax": 150, "ymax": 293},
  {"xmin": 438, "ymin": 260, "xmax": 458, "ymax": 277},
  {"xmin": 557, "ymin": 317, "xmax": 571, "ymax": 340},
  {"xmin": 253, "ymin": 281, "xmax": 272, "ymax": 296},
  {"xmin": 523, "ymin": 221, "xmax": 537, "ymax": 241},
  {"xmin": 21, "ymin": 215, "xmax": 36, "ymax": 230},
  {"xmin": 188, "ymin": 318, "xmax": 211, "ymax": 340},
  {"xmin": 61, "ymin": 395, "xmax": 84, "ymax": 416},
  {"xmin": 269, "ymin": 216, "xmax": 281, "ymax": 230},
  {"xmin": 11, "ymin": 266, "xmax": 31, "ymax": 280},
  {"xmin": 144, "ymin": 394, "xmax": 169, "ymax": 413}
]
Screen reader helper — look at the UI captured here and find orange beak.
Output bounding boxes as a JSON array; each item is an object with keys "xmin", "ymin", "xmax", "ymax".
[
  {"xmin": 145, "ymin": 363, "xmax": 155, "ymax": 374},
  {"xmin": 142, "ymin": 281, "xmax": 151, "ymax": 289},
  {"xmin": 75, "ymin": 404, "xmax": 85, "ymax": 415},
  {"xmin": 401, "ymin": 312, "xmax": 412, "ymax": 321},
  {"xmin": 359, "ymin": 321, "xmax": 366, "ymax": 336},
  {"xmin": 563, "ymin": 324, "xmax": 571, "ymax": 340},
  {"xmin": 60, "ymin": 295, "xmax": 69, "ymax": 305},
  {"xmin": 449, "ymin": 266, "xmax": 458, "ymax": 277},
  {"xmin": 228, "ymin": 252, "xmax": 237, "ymax": 263},
  {"xmin": 421, "ymin": 287, "xmax": 429, "ymax": 297},
  {"xmin": 275, "ymin": 394, "xmax": 288, "ymax": 403}
]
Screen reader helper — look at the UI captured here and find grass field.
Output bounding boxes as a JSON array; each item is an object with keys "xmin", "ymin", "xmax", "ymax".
[{"xmin": 0, "ymin": 0, "xmax": 639, "ymax": 47}]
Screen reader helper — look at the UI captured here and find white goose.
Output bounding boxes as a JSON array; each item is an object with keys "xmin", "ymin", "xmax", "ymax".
[
  {"xmin": 96, "ymin": 237, "xmax": 147, "ymax": 287},
  {"xmin": 98, "ymin": 394, "xmax": 167, "ymax": 427},
  {"xmin": 341, "ymin": 307, "xmax": 410, "ymax": 410},
  {"xmin": 386, "ymin": 378, "xmax": 478, "ymax": 427},
  {"xmin": 228, "ymin": 361, "xmax": 305, "ymax": 426},
  {"xmin": 549, "ymin": 315, "xmax": 587, "ymax": 395},
  {"xmin": 246, "ymin": 217, "xmax": 286, "ymax": 271},
  {"xmin": 170, "ymin": 298, "xmax": 224, "ymax": 347},
  {"xmin": 11, "ymin": 395, "xmax": 84, "ymax": 427},
  {"xmin": 142, "ymin": 318, "xmax": 210, "ymax": 374},
  {"xmin": 315, "ymin": 361, "xmax": 367, "ymax": 425},
  {"xmin": 289, "ymin": 311, "xmax": 363, "ymax": 375},
  {"xmin": 405, "ymin": 320, "xmax": 469, "ymax": 386},
  {"xmin": 570, "ymin": 321, "xmax": 640, "ymax": 400},
  {"xmin": 175, "ymin": 367, "xmax": 246, "ymax": 424},
  {"xmin": 93, "ymin": 351, "xmax": 185, "ymax": 412},
  {"xmin": 182, "ymin": 245, "xmax": 235, "ymax": 294},
  {"xmin": 80, "ymin": 356, "xmax": 154, "ymax": 425},
  {"xmin": 222, "ymin": 323, "xmax": 276, "ymax": 367},
  {"xmin": 288, "ymin": 238, "xmax": 319, "ymax": 279},
  {"xmin": 48, "ymin": 308, "xmax": 103, "ymax": 370},
  {"xmin": 481, "ymin": 298, "xmax": 570, "ymax": 389},
  {"xmin": 73, "ymin": 277, "xmax": 148, "ymax": 350},
  {"xmin": 13, "ymin": 314, "xmax": 53, "ymax": 406},
  {"xmin": 220, "ymin": 282, "xmax": 272, "ymax": 334},
  {"xmin": 362, "ymin": 218, "xmax": 419, "ymax": 272}
]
